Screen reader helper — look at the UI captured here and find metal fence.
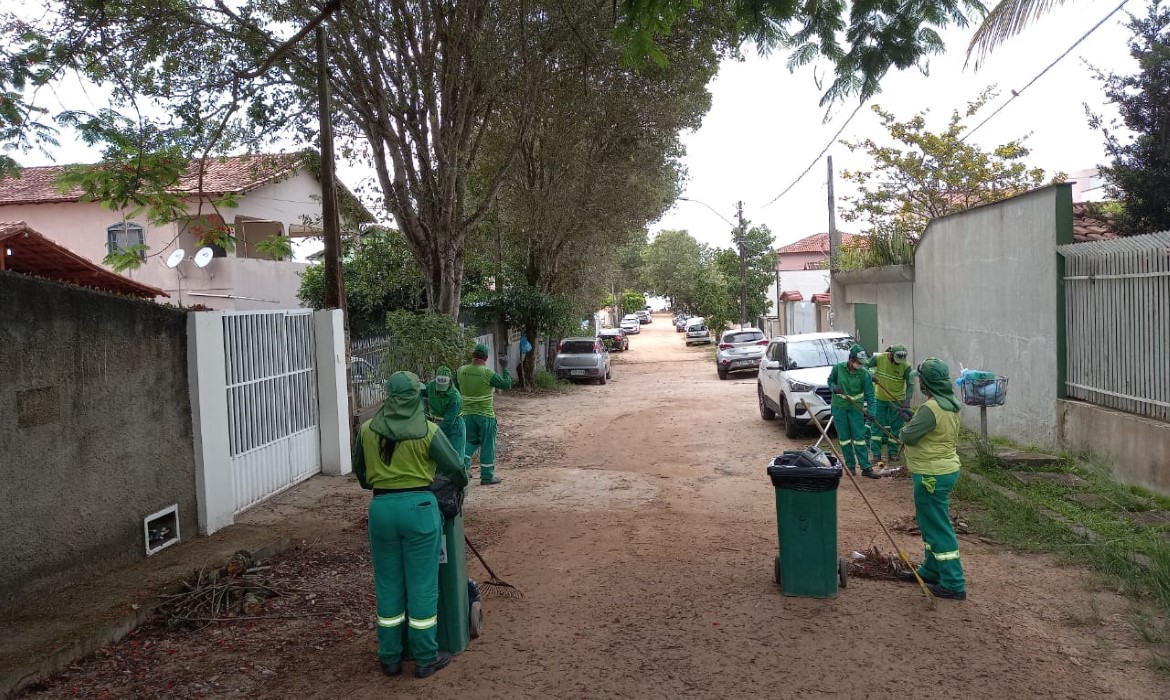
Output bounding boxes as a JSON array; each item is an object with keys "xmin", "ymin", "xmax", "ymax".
[
  {"xmin": 1058, "ymin": 231, "xmax": 1170, "ymax": 421},
  {"xmin": 350, "ymin": 334, "xmax": 392, "ymax": 414}
]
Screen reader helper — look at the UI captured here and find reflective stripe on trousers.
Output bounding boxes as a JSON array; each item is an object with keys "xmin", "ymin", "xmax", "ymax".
[
  {"xmin": 409, "ymin": 615, "xmax": 438, "ymax": 630},
  {"xmin": 378, "ymin": 613, "xmax": 405, "ymax": 628},
  {"xmin": 933, "ymin": 550, "xmax": 961, "ymax": 561}
]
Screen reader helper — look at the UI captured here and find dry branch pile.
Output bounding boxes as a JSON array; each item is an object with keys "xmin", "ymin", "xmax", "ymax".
[
  {"xmin": 846, "ymin": 546, "xmax": 911, "ymax": 580},
  {"xmin": 156, "ymin": 550, "xmax": 292, "ymax": 629}
]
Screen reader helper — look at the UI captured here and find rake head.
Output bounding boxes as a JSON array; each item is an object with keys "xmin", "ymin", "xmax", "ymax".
[{"xmin": 480, "ymin": 579, "xmax": 523, "ymax": 599}]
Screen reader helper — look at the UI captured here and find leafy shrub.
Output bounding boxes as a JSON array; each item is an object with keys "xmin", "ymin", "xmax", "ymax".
[{"xmin": 384, "ymin": 310, "xmax": 475, "ymax": 379}]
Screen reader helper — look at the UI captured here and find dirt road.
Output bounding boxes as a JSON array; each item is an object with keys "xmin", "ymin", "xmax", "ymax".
[{"xmin": 27, "ymin": 315, "xmax": 1169, "ymax": 699}]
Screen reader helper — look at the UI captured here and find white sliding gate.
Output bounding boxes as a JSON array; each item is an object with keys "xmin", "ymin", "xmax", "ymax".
[{"xmin": 223, "ymin": 310, "xmax": 322, "ymax": 513}]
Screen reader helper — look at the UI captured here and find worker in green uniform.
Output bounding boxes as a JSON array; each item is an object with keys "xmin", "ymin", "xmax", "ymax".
[
  {"xmin": 866, "ymin": 344, "xmax": 914, "ymax": 463},
  {"xmin": 827, "ymin": 344, "xmax": 879, "ymax": 479},
  {"xmin": 898, "ymin": 358, "xmax": 966, "ymax": 601},
  {"xmin": 425, "ymin": 366, "xmax": 468, "ymax": 471},
  {"xmin": 456, "ymin": 343, "xmax": 512, "ymax": 485},
  {"xmin": 353, "ymin": 371, "xmax": 469, "ymax": 678}
]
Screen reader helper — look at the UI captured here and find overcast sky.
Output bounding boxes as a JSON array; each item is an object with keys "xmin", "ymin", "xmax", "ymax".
[{"xmin": 15, "ymin": 2, "xmax": 1140, "ymax": 257}]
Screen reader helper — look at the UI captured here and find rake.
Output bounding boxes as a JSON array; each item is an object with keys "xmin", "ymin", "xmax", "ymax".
[{"xmin": 464, "ymin": 536, "xmax": 523, "ymax": 599}]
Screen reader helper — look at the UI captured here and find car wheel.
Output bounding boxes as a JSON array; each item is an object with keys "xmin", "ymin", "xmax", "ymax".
[
  {"xmin": 718, "ymin": 368, "xmax": 728, "ymax": 380},
  {"xmin": 599, "ymin": 372, "xmax": 607, "ymax": 385},
  {"xmin": 758, "ymin": 384, "xmax": 776, "ymax": 421},
  {"xmin": 780, "ymin": 398, "xmax": 801, "ymax": 439}
]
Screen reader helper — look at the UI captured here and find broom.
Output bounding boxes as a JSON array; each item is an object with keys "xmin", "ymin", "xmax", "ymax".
[{"xmin": 465, "ymin": 536, "xmax": 523, "ymax": 598}]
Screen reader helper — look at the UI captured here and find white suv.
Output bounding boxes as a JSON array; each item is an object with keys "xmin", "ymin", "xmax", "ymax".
[{"xmin": 757, "ymin": 332, "xmax": 856, "ymax": 438}]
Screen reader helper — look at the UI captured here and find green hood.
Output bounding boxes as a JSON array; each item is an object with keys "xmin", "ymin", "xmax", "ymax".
[
  {"xmin": 887, "ymin": 344, "xmax": 908, "ymax": 363},
  {"xmin": 849, "ymin": 344, "xmax": 869, "ymax": 363},
  {"xmin": 918, "ymin": 358, "xmax": 960, "ymax": 412},
  {"xmin": 371, "ymin": 371, "xmax": 428, "ymax": 440}
]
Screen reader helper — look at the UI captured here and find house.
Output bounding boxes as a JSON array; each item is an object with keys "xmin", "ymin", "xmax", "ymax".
[
  {"xmin": 762, "ymin": 232, "xmax": 858, "ymax": 321},
  {"xmin": 1, "ymin": 220, "xmax": 166, "ymax": 299},
  {"xmin": 0, "ymin": 153, "xmax": 373, "ymax": 310},
  {"xmin": 776, "ymin": 232, "xmax": 860, "ymax": 271}
]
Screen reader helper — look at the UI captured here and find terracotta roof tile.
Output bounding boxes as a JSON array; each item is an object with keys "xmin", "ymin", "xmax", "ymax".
[
  {"xmin": 776, "ymin": 232, "xmax": 859, "ymax": 255},
  {"xmin": 0, "ymin": 153, "xmax": 303, "ymax": 206},
  {"xmin": 0, "ymin": 221, "xmax": 167, "ymax": 298},
  {"xmin": 811, "ymin": 293, "xmax": 830, "ymax": 304},
  {"xmin": 779, "ymin": 290, "xmax": 804, "ymax": 302},
  {"xmin": 1072, "ymin": 202, "xmax": 1122, "ymax": 244}
]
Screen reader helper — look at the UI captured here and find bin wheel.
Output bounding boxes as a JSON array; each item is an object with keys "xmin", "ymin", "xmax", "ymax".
[
  {"xmin": 838, "ymin": 558, "xmax": 848, "ymax": 589},
  {"xmin": 774, "ymin": 555, "xmax": 782, "ymax": 586},
  {"xmin": 469, "ymin": 601, "xmax": 484, "ymax": 639}
]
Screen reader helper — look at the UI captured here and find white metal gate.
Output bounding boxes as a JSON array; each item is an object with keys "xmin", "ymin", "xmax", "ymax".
[{"xmin": 223, "ymin": 310, "xmax": 321, "ymax": 513}]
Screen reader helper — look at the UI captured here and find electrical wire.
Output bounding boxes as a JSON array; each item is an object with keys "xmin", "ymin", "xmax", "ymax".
[
  {"xmin": 961, "ymin": 0, "xmax": 1131, "ymax": 143},
  {"xmin": 759, "ymin": 101, "xmax": 866, "ymax": 209}
]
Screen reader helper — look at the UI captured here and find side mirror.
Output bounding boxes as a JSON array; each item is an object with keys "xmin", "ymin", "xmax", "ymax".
[{"xmin": 764, "ymin": 361, "xmax": 781, "ymax": 370}]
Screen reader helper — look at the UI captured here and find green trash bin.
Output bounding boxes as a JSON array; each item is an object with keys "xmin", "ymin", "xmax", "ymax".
[
  {"xmin": 767, "ymin": 449, "xmax": 847, "ymax": 598},
  {"xmin": 436, "ymin": 513, "xmax": 470, "ymax": 654}
]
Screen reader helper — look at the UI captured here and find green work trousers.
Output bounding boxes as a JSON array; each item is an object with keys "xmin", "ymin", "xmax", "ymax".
[
  {"xmin": 912, "ymin": 471, "xmax": 966, "ymax": 592},
  {"xmin": 368, "ymin": 491, "xmax": 442, "ymax": 665},
  {"xmin": 831, "ymin": 405, "xmax": 871, "ymax": 473},
  {"xmin": 870, "ymin": 400, "xmax": 905, "ymax": 461},
  {"xmin": 464, "ymin": 415, "xmax": 498, "ymax": 483},
  {"xmin": 439, "ymin": 418, "xmax": 468, "ymax": 470}
]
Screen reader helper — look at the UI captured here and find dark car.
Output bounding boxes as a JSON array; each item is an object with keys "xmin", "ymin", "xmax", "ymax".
[{"xmin": 598, "ymin": 328, "xmax": 629, "ymax": 352}]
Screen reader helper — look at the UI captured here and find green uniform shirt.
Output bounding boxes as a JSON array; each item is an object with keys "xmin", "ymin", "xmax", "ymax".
[
  {"xmin": 353, "ymin": 421, "xmax": 468, "ymax": 490},
  {"xmin": 456, "ymin": 363, "xmax": 512, "ymax": 418},
  {"xmin": 427, "ymin": 383, "xmax": 463, "ymax": 431},
  {"xmin": 867, "ymin": 352, "xmax": 913, "ymax": 403},
  {"xmin": 827, "ymin": 361, "xmax": 876, "ymax": 410},
  {"xmin": 901, "ymin": 399, "xmax": 961, "ymax": 476}
]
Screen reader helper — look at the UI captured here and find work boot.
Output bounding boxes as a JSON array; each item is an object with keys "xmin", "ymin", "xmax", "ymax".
[
  {"xmin": 481, "ymin": 476, "xmax": 503, "ymax": 486},
  {"xmin": 861, "ymin": 469, "xmax": 880, "ymax": 479},
  {"xmin": 381, "ymin": 660, "xmax": 402, "ymax": 677},
  {"xmin": 414, "ymin": 651, "xmax": 452, "ymax": 678},
  {"xmin": 926, "ymin": 583, "xmax": 967, "ymax": 600},
  {"xmin": 896, "ymin": 570, "xmax": 938, "ymax": 585}
]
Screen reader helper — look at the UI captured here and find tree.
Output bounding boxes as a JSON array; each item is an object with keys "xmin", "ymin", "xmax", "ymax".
[
  {"xmin": 713, "ymin": 223, "xmax": 776, "ymax": 325},
  {"xmin": 1088, "ymin": 0, "xmax": 1170, "ymax": 235},
  {"xmin": 643, "ymin": 229, "xmax": 704, "ymax": 307},
  {"xmin": 839, "ymin": 92, "xmax": 1056, "ymax": 267},
  {"xmin": 967, "ymin": 0, "xmax": 1079, "ymax": 68}
]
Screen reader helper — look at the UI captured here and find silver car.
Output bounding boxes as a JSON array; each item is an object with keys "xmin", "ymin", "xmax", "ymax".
[
  {"xmin": 553, "ymin": 337, "xmax": 612, "ymax": 385},
  {"xmin": 684, "ymin": 318, "xmax": 712, "ymax": 346},
  {"xmin": 715, "ymin": 327, "xmax": 768, "ymax": 380}
]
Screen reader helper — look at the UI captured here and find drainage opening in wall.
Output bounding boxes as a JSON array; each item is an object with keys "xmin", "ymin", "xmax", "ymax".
[{"xmin": 144, "ymin": 504, "xmax": 181, "ymax": 556}]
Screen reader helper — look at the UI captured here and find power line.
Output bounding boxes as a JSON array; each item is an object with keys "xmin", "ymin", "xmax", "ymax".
[
  {"xmin": 962, "ymin": 0, "xmax": 1130, "ymax": 143},
  {"xmin": 760, "ymin": 101, "xmax": 866, "ymax": 209}
]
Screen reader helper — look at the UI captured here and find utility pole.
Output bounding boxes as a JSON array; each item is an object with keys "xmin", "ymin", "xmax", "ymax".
[
  {"xmin": 827, "ymin": 155, "xmax": 840, "ymax": 272},
  {"xmin": 774, "ymin": 264, "xmax": 781, "ymax": 334},
  {"xmin": 736, "ymin": 200, "xmax": 747, "ymax": 329}
]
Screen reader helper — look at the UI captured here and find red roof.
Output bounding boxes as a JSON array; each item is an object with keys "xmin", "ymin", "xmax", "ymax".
[
  {"xmin": 0, "ymin": 153, "xmax": 303, "ymax": 206},
  {"xmin": 1073, "ymin": 202, "xmax": 1121, "ymax": 243},
  {"xmin": 779, "ymin": 290, "xmax": 804, "ymax": 302},
  {"xmin": 776, "ymin": 232, "xmax": 859, "ymax": 255},
  {"xmin": 0, "ymin": 221, "xmax": 167, "ymax": 299},
  {"xmin": 811, "ymin": 293, "xmax": 830, "ymax": 304}
]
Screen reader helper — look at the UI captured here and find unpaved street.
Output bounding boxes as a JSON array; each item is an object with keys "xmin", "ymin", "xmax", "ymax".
[{"xmin": 27, "ymin": 315, "xmax": 1170, "ymax": 699}]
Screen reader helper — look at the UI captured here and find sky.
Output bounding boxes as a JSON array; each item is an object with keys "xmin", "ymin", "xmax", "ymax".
[
  {"xmin": 10, "ymin": 1, "xmax": 1141, "ymax": 258},
  {"xmin": 653, "ymin": 0, "xmax": 1139, "ymax": 251}
]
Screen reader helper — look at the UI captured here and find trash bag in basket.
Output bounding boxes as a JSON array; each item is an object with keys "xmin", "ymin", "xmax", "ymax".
[{"xmin": 767, "ymin": 448, "xmax": 843, "ymax": 492}]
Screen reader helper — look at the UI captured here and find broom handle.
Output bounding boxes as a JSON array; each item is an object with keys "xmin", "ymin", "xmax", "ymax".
[
  {"xmin": 464, "ymin": 536, "xmax": 501, "ymax": 580},
  {"xmin": 840, "ymin": 392, "xmax": 903, "ymax": 443},
  {"xmin": 800, "ymin": 400, "xmax": 934, "ymax": 603}
]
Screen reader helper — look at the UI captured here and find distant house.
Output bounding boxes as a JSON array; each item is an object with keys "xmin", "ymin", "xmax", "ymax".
[
  {"xmin": 775, "ymin": 232, "xmax": 859, "ymax": 271},
  {"xmin": 0, "ymin": 153, "xmax": 372, "ymax": 310},
  {"xmin": 762, "ymin": 232, "xmax": 859, "ymax": 320}
]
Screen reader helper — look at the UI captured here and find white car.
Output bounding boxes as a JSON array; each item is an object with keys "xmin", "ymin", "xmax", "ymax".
[
  {"xmin": 715, "ymin": 327, "xmax": 768, "ymax": 380},
  {"xmin": 757, "ymin": 332, "xmax": 856, "ymax": 438},
  {"xmin": 684, "ymin": 317, "xmax": 712, "ymax": 346},
  {"xmin": 620, "ymin": 316, "xmax": 641, "ymax": 334}
]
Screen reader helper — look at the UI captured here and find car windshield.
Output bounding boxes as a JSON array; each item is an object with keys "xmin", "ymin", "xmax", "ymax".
[
  {"xmin": 561, "ymin": 341, "xmax": 597, "ymax": 354},
  {"xmin": 784, "ymin": 337, "xmax": 853, "ymax": 369},
  {"xmin": 823, "ymin": 336, "xmax": 854, "ymax": 364},
  {"xmin": 689, "ymin": 325, "xmax": 707, "ymax": 332},
  {"xmin": 723, "ymin": 331, "xmax": 764, "ymax": 344}
]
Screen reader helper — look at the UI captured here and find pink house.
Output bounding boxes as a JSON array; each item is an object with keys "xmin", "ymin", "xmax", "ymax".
[
  {"xmin": 775, "ymin": 232, "xmax": 859, "ymax": 271},
  {"xmin": 0, "ymin": 154, "xmax": 371, "ymax": 310}
]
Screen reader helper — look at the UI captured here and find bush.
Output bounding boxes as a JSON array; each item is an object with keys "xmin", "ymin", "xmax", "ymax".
[
  {"xmin": 535, "ymin": 369, "xmax": 571, "ymax": 391},
  {"xmin": 384, "ymin": 310, "xmax": 475, "ymax": 379}
]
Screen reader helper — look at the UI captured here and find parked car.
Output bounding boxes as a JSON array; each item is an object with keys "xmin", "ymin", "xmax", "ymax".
[
  {"xmin": 673, "ymin": 313, "xmax": 692, "ymax": 332},
  {"xmin": 635, "ymin": 309, "xmax": 652, "ymax": 324},
  {"xmin": 757, "ymin": 332, "xmax": 856, "ymax": 438},
  {"xmin": 597, "ymin": 327, "xmax": 629, "ymax": 352},
  {"xmin": 620, "ymin": 315, "xmax": 641, "ymax": 334},
  {"xmin": 684, "ymin": 317, "xmax": 712, "ymax": 346},
  {"xmin": 715, "ymin": 327, "xmax": 768, "ymax": 380},
  {"xmin": 553, "ymin": 337, "xmax": 612, "ymax": 384}
]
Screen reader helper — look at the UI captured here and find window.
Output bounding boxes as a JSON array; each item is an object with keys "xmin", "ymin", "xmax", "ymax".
[
  {"xmin": 560, "ymin": 341, "xmax": 597, "ymax": 354},
  {"xmin": 107, "ymin": 222, "xmax": 146, "ymax": 258},
  {"xmin": 723, "ymin": 331, "xmax": 765, "ymax": 344}
]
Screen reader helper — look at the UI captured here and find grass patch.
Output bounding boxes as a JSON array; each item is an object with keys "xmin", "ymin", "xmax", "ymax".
[
  {"xmin": 954, "ymin": 438, "xmax": 1170, "ymax": 615},
  {"xmin": 1148, "ymin": 653, "xmax": 1170, "ymax": 677},
  {"xmin": 535, "ymin": 369, "xmax": 573, "ymax": 392}
]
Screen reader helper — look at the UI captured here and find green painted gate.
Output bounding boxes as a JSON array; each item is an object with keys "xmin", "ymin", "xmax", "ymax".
[{"xmin": 854, "ymin": 303, "xmax": 878, "ymax": 354}]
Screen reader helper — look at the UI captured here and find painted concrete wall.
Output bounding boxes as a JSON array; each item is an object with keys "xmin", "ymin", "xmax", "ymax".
[
  {"xmin": 1059, "ymin": 400, "xmax": 1170, "ymax": 495},
  {"xmin": 831, "ymin": 266, "xmax": 915, "ymax": 357},
  {"xmin": 914, "ymin": 186, "xmax": 1067, "ymax": 447},
  {"xmin": 777, "ymin": 251, "xmax": 827, "ymax": 271},
  {"xmin": 0, "ymin": 272, "xmax": 199, "ymax": 605},
  {"xmin": 765, "ymin": 268, "xmax": 831, "ymax": 315}
]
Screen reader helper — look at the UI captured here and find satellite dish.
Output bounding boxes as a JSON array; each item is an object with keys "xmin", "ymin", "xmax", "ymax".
[
  {"xmin": 165, "ymin": 249, "xmax": 186, "ymax": 269},
  {"xmin": 193, "ymin": 247, "xmax": 214, "ymax": 269}
]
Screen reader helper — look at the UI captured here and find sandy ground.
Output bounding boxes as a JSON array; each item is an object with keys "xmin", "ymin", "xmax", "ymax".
[{"xmin": 23, "ymin": 314, "xmax": 1170, "ymax": 699}]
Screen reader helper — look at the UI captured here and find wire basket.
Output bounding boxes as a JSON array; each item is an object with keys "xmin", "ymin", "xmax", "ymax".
[{"xmin": 960, "ymin": 376, "xmax": 1009, "ymax": 407}]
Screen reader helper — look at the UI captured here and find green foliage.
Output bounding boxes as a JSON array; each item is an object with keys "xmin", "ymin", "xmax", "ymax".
[
  {"xmin": 383, "ymin": 310, "xmax": 475, "ymax": 379},
  {"xmin": 840, "ymin": 92, "xmax": 1057, "ymax": 269},
  {"xmin": 1089, "ymin": 1, "xmax": 1170, "ymax": 236},
  {"xmin": 103, "ymin": 244, "xmax": 149, "ymax": 272},
  {"xmin": 298, "ymin": 228, "xmax": 426, "ymax": 338},
  {"xmin": 713, "ymin": 223, "xmax": 776, "ymax": 323},
  {"xmin": 254, "ymin": 234, "xmax": 293, "ymax": 261},
  {"xmin": 643, "ymin": 229, "xmax": 703, "ymax": 306},
  {"xmin": 838, "ymin": 231, "xmax": 915, "ymax": 270},
  {"xmin": 465, "ymin": 285, "xmax": 575, "ymax": 340},
  {"xmin": 535, "ymin": 368, "xmax": 572, "ymax": 392},
  {"xmin": 617, "ymin": 0, "xmax": 986, "ymax": 105}
]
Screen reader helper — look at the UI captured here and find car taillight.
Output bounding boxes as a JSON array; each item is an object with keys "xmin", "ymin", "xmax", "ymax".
[
  {"xmin": 718, "ymin": 343, "xmax": 732, "ymax": 350},
  {"xmin": 557, "ymin": 340, "xmax": 564, "ymax": 351},
  {"xmin": 756, "ymin": 339, "xmax": 769, "ymax": 346},
  {"xmin": 594, "ymin": 342, "xmax": 602, "ymax": 353}
]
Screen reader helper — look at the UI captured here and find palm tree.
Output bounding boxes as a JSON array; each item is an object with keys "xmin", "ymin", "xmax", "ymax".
[{"xmin": 967, "ymin": 0, "xmax": 1111, "ymax": 68}]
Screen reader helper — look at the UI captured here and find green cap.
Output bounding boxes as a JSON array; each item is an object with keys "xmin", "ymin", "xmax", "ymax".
[
  {"xmin": 473, "ymin": 343, "xmax": 490, "ymax": 359},
  {"xmin": 849, "ymin": 344, "xmax": 869, "ymax": 363},
  {"xmin": 434, "ymin": 365, "xmax": 453, "ymax": 392}
]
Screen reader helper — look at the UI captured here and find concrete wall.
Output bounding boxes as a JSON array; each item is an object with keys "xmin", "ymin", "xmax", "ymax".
[
  {"xmin": 914, "ymin": 186, "xmax": 1069, "ymax": 447},
  {"xmin": 831, "ymin": 266, "xmax": 915, "ymax": 357},
  {"xmin": 765, "ymin": 268, "xmax": 831, "ymax": 315},
  {"xmin": 1059, "ymin": 400, "xmax": 1170, "ymax": 495},
  {"xmin": 0, "ymin": 272, "xmax": 199, "ymax": 605}
]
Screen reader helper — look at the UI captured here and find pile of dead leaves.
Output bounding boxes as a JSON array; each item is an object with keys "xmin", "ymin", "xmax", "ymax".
[{"xmin": 846, "ymin": 547, "xmax": 911, "ymax": 581}]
